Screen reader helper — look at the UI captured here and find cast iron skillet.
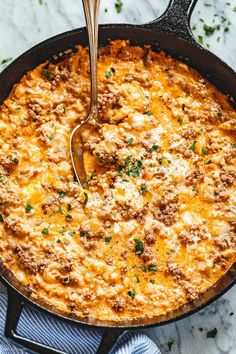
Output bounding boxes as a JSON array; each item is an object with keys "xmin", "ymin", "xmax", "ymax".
[{"xmin": 0, "ymin": 0, "xmax": 235, "ymax": 353}]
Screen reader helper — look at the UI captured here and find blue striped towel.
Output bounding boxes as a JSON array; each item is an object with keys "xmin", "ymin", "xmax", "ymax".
[{"xmin": 0, "ymin": 291, "xmax": 161, "ymax": 354}]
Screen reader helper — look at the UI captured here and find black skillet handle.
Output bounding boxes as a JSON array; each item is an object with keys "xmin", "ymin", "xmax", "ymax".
[
  {"xmin": 5, "ymin": 287, "xmax": 66, "ymax": 354},
  {"xmin": 144, "ymin": 0, "xmax": 199, "ymax": 44},
  {"xmin": 5, "ymin": 287, "xmax": 125, "ymax": 354}
]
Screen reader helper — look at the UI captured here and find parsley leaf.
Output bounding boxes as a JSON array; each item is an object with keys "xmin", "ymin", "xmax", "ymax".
[
  {"xmin": 58, "ymin": 191, "xmax": 66, "ymax": 199},
  {"xmin": 1, "ymin": 58, "xmax": 12, "ymax": 65},
  {"xmin": 127, "ymin": 290, "xmax": 136, "ymax": 299},
  {"xmin": 201, "ymin": 147, "xmax": 208, "ymax": 155},
  {"xmin": 105, "ymin": 70, "xmax": 111, "ymax": 79},
  {"xmin": 127, "ymin": 138, "xmax": 133, "ymax": 145},
  {"xmin": 149, "ymin": 265, "xmax": 157, "ymax": 271},
  {"xmin": 83, "ymin": 192, "xmax": 88, "ymax": 207},
  {"xmin": 133, "ymin": 239, "xmax": 144, "ymax": 255},
  {"xmin": 135, "ymin": 274, "xmax": 140, "ymax": 283},
  {"xmin": 189, "ymin": 141, "xmax": 196, "ymax": 152},
  {"xmin": 149, "ymin": 144, "xmax": 159, "ymax": 153},
  {"xmin": 42, "ymin": 227, "xmax": 49, "ymax": 235},
  {"xmin": 178, "ymin": 118, "xmax": 183, "ymax": 125},
  {"xmin": 143, "ymin": 110, "xmax": 153, "ymax": 116},
  {"xmin": 105, "ymin": 236, "xmax": 112, "ymax": 243},
  {"xmin": 0, "ymin": 214, "xmax": 4, "ymax": 222},
  {"xmin": 66, "ymin": 214, "xmax": 72, "ymax": 221},
  {"xmin": 25, "ymin": 204, "xmax": 33, "ymax": 213}
]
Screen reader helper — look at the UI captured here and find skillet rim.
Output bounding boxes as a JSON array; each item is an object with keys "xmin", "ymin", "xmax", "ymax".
[{"xmin": 0, "ymin": 24, "xmax": 235, "ymax": 330}]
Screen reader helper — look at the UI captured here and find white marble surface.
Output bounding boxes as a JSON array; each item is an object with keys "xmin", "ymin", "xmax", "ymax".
[{"xmin": 0, "ymin": 0, "xmax": 235, "ymax": 353}]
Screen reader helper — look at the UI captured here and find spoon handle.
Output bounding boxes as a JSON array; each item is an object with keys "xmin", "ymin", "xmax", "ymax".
[{"xmin": 82, "ymin": 0, "xmax": 100, "ymax": 116}]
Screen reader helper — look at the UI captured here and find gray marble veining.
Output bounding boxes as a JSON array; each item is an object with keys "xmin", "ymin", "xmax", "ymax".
[{"xmin": 0, "ymin": 1, "xmax": 235, "ymax": 354}]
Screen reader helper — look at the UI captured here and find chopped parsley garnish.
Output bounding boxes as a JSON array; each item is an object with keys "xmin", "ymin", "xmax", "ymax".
[
  {"xmin": 66, "ymin": 214, "xmax": 72, "ymax": 221},
  {"xmin": 58, "ymin": 191, "xmax": 66, "ymax": 199},
  {"xmin": 115, "ymin": 0, "xmax": 123, "ymax": 13},
  {"xmin": 149, "ymin": 265, "xmax": 157, "ymax": 271},
  {"xmin": 15, "ymin": 107, "xmax": 22, "ymax": 110},
  {"xmin": 189, "ymin": 141, "xmax": 196, "ymax": 152},
  {"xmin": 127, "ymin": 290, "xmax": 136, "ymax": 299},
  {"xmin": 150, "ymin": 279, "xmax": 155, "ymax": 284},
  {"xmin": 133, "ymin": 238, "xmax": 144, "ymax": 255},
  {"xmin": 57, "ymin": 239, "xmax": 61, "ymax": 244},
  {"xmin": 149, "ymin": 144, "xmax": 159, "ymax": 153},
  {"xmin": 139, "ymin": 184, "xmax": 148, "ymax": 195},
  {"xmin": 141, "ymin": 265, "xmax": 147, "ymax": 272},
  {"xmin": 49, "ymin": 135, "xmax": 54, "ymax": 141},
  {"xmin": 42, "ymin": 69, "xmax": 53, "ymax": 80},
  {"xmin": 217, "ymin": 111, "xmax": 222, "ymax": 117},
  {"xmin": 231, "ymin": 143, "xmax": 236, "ymax": 148},
  {"xmin": 42, "ymin": 227, "xmax": 49, "ymax": 235},
  {"xmin": 144, "ymin": 110, "xmax": 153, "ymax": 116},
  {"xmin": 167, "ymin": 340, "xmax": 174, "ymax": 351},
  {"xmin": 192, "ymin": 186, "xmax": 197, "ymax": 192},
  {"xmin": 0, "ymin": 177, "xmax": 4, "ymax": 182},
  {"xmin": 199, "ymin": 327, "xmax": 203, "ymax": 332},
  {"xmin": 120, "ymin": 156, "xmax": 142, "ymax": 178},
  {"xmin": 127, "ymin": 138, "xmax": 134, "ymax": 145},
  {"xmin": 0, "ymin": 214, "xmax": 4, "ymax": 222},
  {"xmin": 135, "ymin": 274, "xmax": 140, "ymax": 283},
  {"xmin": 1, "ymin": 58, "xmax": 12, "ymax": 65},
  {"xmin": 13, "ymin": 158, "xmax": 19, "ymax": 164},
  {"xmin": 67, "ymin": 204, "xmax": 72, "ymax": 211},
  {"xmin": 178, "ymin": 118, "xmax": 183, "ymax": 125},
  {"xmin": 25, "ymin": 204, "xmax": 33, "ymax": 213},
  {"xmin": 158, "ymin": 157, "xmax": 163, "ymax": 165},
  {"xmin": 105, "ymin": 236, "xmax": 112, "ymax": 243},
  {"xmin": 204, "ymin": 159, "xmax": 211, "ymax": 165},
  {"xmin": 83, "ymin": 192, "xmax": 88, "ymax": 207},
  {"xmin": 206, "ymin": 328, "xmax": 217, "ymax": 338},
  {"xmin": 229, "ymin": 312, "xmax": 234, "ymax": 316},
  {"xmin": 105, "ymin": 70, "xmax": 111, "ymax": 79},
  {"xmin": 80, "ymin": 231, "xmax": 86, "ymax": 237},
  {"xmin": 57, "ymin": 206, "xmax": 63, "ymax": 214},
  {"xmin": 201, "ymin": 147, "xmax": 208, "ymax": 155}
]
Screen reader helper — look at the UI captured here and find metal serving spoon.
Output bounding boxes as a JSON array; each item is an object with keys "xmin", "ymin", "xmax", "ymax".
[{"xmin": 70, "ymin": 0, "xmax": 100, "ymax": 187}]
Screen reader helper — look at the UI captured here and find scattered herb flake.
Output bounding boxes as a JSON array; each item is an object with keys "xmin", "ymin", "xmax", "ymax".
[
  {"xmin": 25, "ymin": 204, "xmax": 33, "ymax": 213},
  {"xmin": 115, "ymin": 0, "xmax": 123, "ymax": 13},
  {"xmin": 66, "ymin": 214, "xmax": 72, "ymax": 221},
  {"xmin": 0, "ymin": 214, "xmax": 4, "ymax": 222},
  {"xmin": 178, "ymin": 118, "xmax": 183, "ymax": 125},
  {"xmin": 49, "ymin": 135, "xmax": 54, "ymax": 141},
  {"xmin": 217, "ymin": 111, "xmax": 222, "ymax": 117},
  {"xmin": 149, "ymin": 265, "xmax": 157, "ymax": 272},
  {"xmin": 42, "ymin": 227, "xmax": 49, "ymax": 235},
  {"xmin": 57, "ymin": 239, "xmax": 61, "ymax": 244},
  {"xmin": 105, "ymin": 236, "xmax": 112, "ymax": 243},
  {"xmin": 135, "ymin": 274, "xmax": 140, "ymax": 283},
  {"xmin": 15, "ymin": 107, "xmax": 22, "ymax": 110},
  {"xmin": 158, "ymin": 157, "xmax": 163, "ymax": 165},
  {"xmin": 231, "ymin": 143, "xmax": 236, "ymax": 148},
  {"xmin": 67, "ymin": 204, "xmax": 72, "ymax": 211},
  {"xmin": 167, "ymin": 340, "xmax": 174, "ymax": 351},
  {"xmin": 150, "ymin": 279, "xmax": 155, "ymax": 284},
  {"xmin": 204, "ymin": 24, "xmax": 216, "ymax": 36},
  {"xmin": 144, "ymin": 110, "xmax": 152, "ymax": 116},
  {"xmin": 206, "ymin": 328, "xmax": 217, "ymax": 338},
  {"xmin": 229, "ymin": 312, "xmax": 234, "ymax": 316},
  {"xmin": 198, "ymin": 35, "xmax": 203, "ymax": 44},
  {"xmin": 199, "ymin": 327, "xmax": 203, "ymax": 332},
  {"xmin": 1, "ymin": 58, "xmax": 12, "ymax": 65}
]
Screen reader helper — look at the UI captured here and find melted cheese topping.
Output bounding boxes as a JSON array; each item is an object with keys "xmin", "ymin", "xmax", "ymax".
[{"xmin": 0, "ymin": 40, "xmax": 235, "ymax": 321}]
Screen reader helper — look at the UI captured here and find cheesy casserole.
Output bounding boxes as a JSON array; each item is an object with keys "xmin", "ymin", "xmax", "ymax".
[{"xmin": 0, "ymin": 40, "xmax": 235, "ymax": 321}]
